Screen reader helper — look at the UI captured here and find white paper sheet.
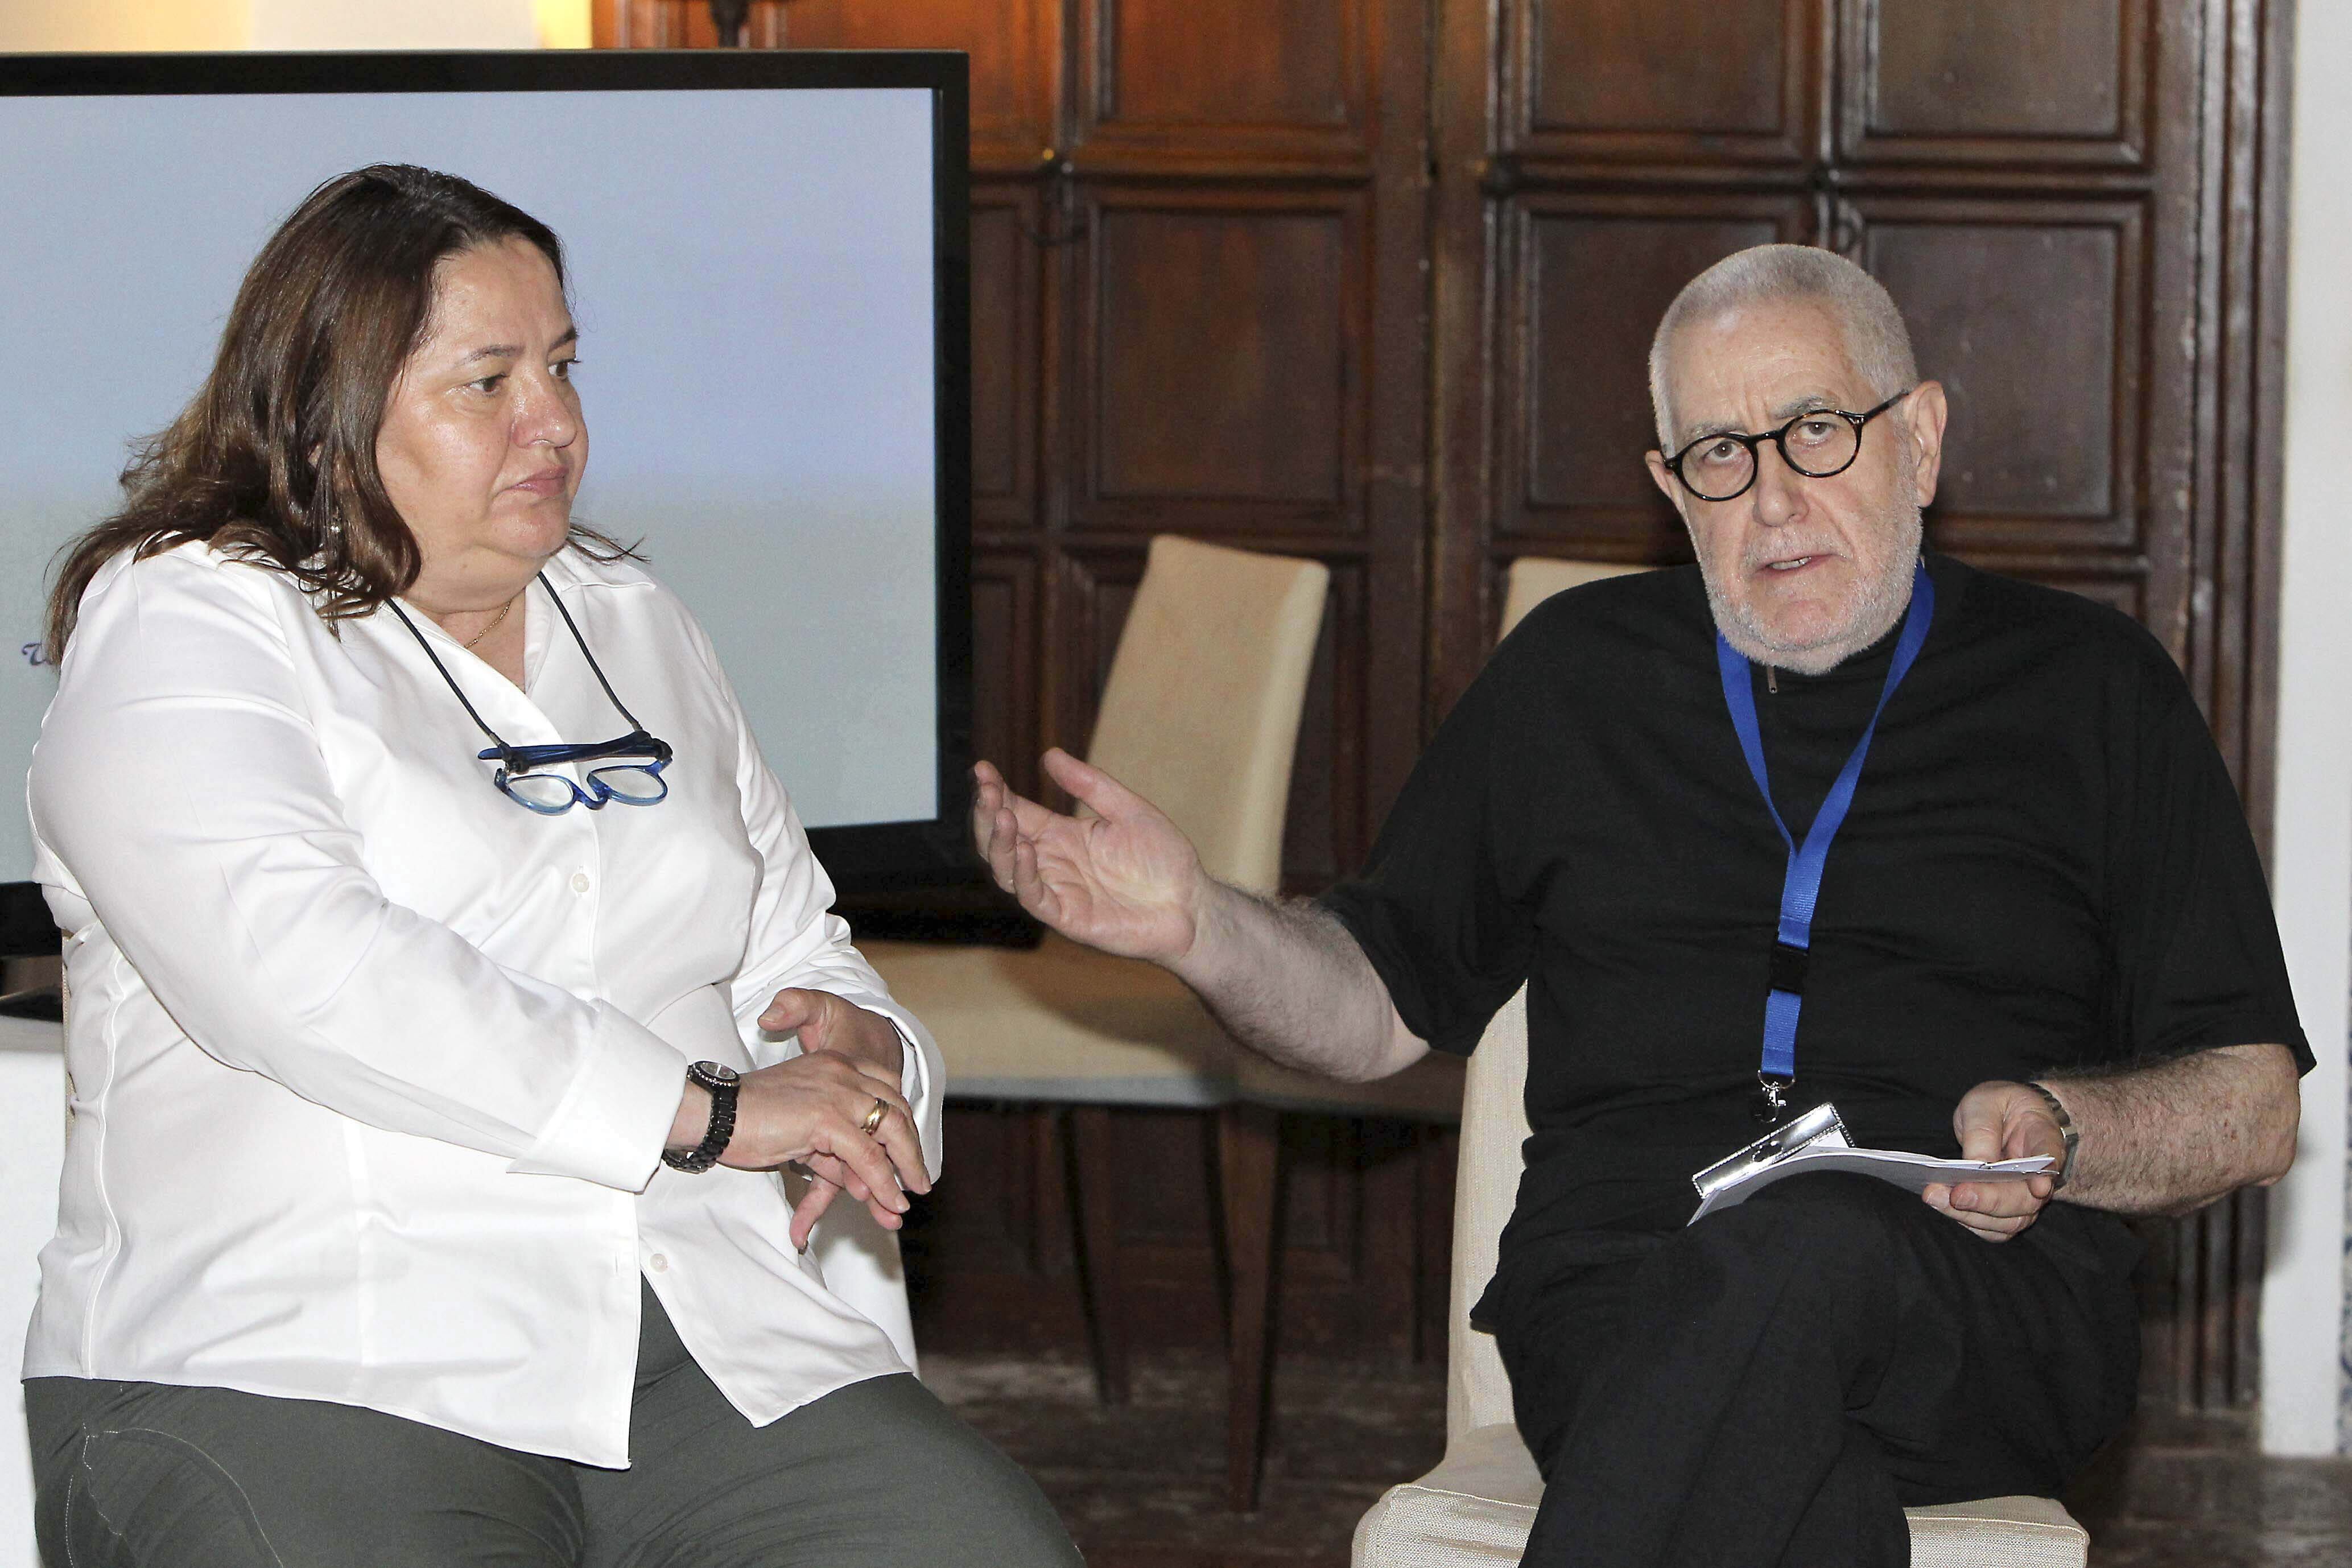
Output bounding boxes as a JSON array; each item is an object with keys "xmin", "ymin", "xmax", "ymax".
[{"xmin": 1688, "ymin": 1144, "xmax": 2054, "ymax": 1224}]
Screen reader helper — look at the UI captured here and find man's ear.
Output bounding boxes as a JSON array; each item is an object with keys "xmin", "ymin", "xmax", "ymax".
[
  {"xmin": 1645, "ymin": 448, "xmax": 1681, "ymax": 509},
  {"xmin": 1901, "ymin": 381, "xmax": 1949, "ymax": 508}
]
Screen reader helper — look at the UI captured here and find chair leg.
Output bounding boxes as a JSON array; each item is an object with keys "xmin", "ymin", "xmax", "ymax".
[
  {"xmin": 1065, "ymin": 1104, "xmax": 1131, "ymax": 1406},
  {"xmin": 1219, "ymin": 1101, "xmax": 1282, "ymax": 1512},
  {"xmin": 1361, "ymin": 1121, "xmax": 1422, "ymax": 1364}
]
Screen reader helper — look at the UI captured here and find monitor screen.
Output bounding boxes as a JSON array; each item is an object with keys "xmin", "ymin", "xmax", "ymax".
[{"xmin": 0, "ymin": 49, "xmax": 973, "ymax": 925}]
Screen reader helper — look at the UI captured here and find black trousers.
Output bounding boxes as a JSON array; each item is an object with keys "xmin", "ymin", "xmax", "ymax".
[{"xmin": 1489, "ymin": 1174, "xmax": 2140, "ymax": 1568}]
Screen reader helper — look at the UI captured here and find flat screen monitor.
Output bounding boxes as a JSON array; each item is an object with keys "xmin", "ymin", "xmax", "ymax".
[{"xmin": 0, "ymin": 48, "xmax": 973, "ymax": 948}]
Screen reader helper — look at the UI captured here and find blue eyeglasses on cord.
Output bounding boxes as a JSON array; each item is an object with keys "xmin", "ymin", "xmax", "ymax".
[{"xmin": 389, "ymin": 576, "xmax": 674, "ymax": 816}]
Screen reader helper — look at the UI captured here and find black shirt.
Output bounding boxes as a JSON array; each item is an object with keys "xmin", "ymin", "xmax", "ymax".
[{"xmin": 1322, "ymin": 555, "xmax": 2310, "ymax": 1258}]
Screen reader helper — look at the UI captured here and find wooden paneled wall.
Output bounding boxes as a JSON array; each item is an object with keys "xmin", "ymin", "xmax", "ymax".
[
  {"xmin": 598, "ymin": 0, "xmax": 2291, "ymax": 1413},
  {"xmin": 601, "ymin": 0, "xmax": 1430, "ymax": 886},
  {"xmin": 1434, "ymin": 2, "xmax": 2260, "ymax": 712}
]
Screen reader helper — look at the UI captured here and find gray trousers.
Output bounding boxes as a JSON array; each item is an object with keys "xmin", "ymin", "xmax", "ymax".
[{"xmin": 25, "ymin": 1283, "xmax": 1081, "ymax": 1567}]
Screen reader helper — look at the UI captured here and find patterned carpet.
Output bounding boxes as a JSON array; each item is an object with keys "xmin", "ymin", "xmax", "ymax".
[{"xmin": 928, "ymin": 1351, "xmax": 2352, "ymax": 1567}]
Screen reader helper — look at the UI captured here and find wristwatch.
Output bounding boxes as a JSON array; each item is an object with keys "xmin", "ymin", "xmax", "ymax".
[
  {"xmin": 663, "ymin": 1061, "xmax": 741, "ymax": 1174},
  {"xmin": 2023, "ymin": 1081, "xmax": 2080, "ymax": 1191}
]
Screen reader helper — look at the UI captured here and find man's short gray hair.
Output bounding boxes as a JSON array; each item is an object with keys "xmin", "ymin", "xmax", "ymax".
[{"xmin": 1648, "ymin": 245, "xmax": 1918, "ymax": 448}]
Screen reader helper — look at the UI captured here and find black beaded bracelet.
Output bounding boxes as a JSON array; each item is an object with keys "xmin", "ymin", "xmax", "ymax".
[{"xmin": 663, "ymin": 1061, "xmax": 740, "ymax": 1174}]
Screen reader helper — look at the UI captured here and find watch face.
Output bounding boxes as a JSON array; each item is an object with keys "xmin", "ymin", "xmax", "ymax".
[{"xmin": 698, "ymin": 1062, "xmax": 741, "ymax": 1086}]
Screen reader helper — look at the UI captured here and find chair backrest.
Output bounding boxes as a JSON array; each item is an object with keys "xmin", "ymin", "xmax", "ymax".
[
  {"xmin": 1448, "ymin": 984, "xmax": 1531, "ymax": 1439},
  {"xmin": 1499, "ymin": 556, "xmax": 1647, "ymax": 643},
  {"xmin": 1447, "ymin": 556, "xmax": 1653, "ymax": 1440},
  {"xmin": 1086, "ymin": 535, "xmax": 1331, "ymax": 896}
]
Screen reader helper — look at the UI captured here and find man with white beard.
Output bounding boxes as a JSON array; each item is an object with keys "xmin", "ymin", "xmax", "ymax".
[{"xmin": 969, "ymin": 246, "xmax": 2309, "ymax": 1566}]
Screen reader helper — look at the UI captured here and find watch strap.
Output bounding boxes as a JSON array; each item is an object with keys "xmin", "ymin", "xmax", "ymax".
[
  {"xmin": 2023, "ymin": 1081, "xmax": 2079, "ymax": 1191},
  {"xmin": 663, "ymin": 1061, "xmax": 739, "ymax": 1174}
]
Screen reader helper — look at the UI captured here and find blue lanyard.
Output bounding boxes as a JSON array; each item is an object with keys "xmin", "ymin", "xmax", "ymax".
[{"xmin": 1715, "ymin": 560, "xmax": 1934, "ymax": 1123}]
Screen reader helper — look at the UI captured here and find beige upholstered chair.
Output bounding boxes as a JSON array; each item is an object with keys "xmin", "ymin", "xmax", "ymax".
[
  {"xmin": 865, "ymin": 534, "xmax": 1330, "ymax": 1406},
  {"xmin": 1353, "ymin": 558, "xmax": 2090, "ymax": 1567},
  {"xmin": 1495, "ymin": 555, "xmax": 1648, "ymax": 638}
]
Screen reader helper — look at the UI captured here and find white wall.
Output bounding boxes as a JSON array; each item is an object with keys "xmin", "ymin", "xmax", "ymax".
[
  {"xmin": 248, "ymin": 0, "xmax": 534, "ymax": 50},
  {"xmin": 2261, "ymin": 0, "xmax": 2352, "ymax": 1457},
  {"xmin": 0, "ymin": 0, "xmax": 250, "ymax": 50},
  {"xmin": 0, "ymin": 0, "xmax": 541, "ymax": 52}
]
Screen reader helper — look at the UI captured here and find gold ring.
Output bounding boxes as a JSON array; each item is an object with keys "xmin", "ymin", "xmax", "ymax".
[{"xmin": 860, "ymin": 1096, "xmax": 888, "ymax": 1135}]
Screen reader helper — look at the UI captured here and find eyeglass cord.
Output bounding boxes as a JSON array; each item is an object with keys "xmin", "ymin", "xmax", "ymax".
[
  {"xmin": 386, "ymin": 572, "xmax": 650, "ymax": 757},
  {"xmin": 536, "ymin": 573, "xmax": 650, "ymax": 734}
]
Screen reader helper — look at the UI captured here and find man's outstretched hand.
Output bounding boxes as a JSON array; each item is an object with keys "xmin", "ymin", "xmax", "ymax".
[
  {"xmin": 972, "ymin": 750, "xmax": 1204, "ymax": 966},
  {"xmin": 1923, "ymin": 1080, "xmax": 2068, "ymax": 1242}
]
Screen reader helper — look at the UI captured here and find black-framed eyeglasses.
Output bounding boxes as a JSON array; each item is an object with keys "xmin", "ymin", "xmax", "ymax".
[
  {"xmin": 389, "ymin": 575, "xmax": 674, "ymax": 816},
  {"xmin": 1661, "ymin": 387, "xmax": 1916, "ymax": 503}
]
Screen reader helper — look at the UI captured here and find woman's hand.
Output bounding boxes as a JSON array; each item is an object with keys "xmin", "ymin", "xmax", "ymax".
[
  {"xmin": 754, "ymin": 991, "xmax": 918, "ymax": 1245},
  {"xmin": 972, "ymin": 749, "xmax": 1206, "ymax": 965},
  {"xmin": 758, "ymin": 987, "xmax": 905, "ymax": 1082},
  {"xmin": 669, "ymin": 1050, "xmax": 928, "ymax": 1249}
]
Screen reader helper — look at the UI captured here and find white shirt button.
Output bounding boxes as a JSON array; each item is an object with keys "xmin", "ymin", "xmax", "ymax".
[
  {"xmin": 571, "ymin": 871, "xmax": 592, "ymax": 894},
  {"xmin": 647, "ymin": 1253, "xmax": 669, "ymax": 1273}
]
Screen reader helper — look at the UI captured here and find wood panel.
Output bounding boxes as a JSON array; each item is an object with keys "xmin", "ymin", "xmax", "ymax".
[
  {"xmin": 1063, "ymin": 548, "xmax": 1140, "ymax": 720},
  {"xmin": 1839, "ymin": 0, "xmax": 2149, "ymax": 167},
  {"xmin": 1078, "ymin": 194, "xmax": 1363, "ymax": 520},
  {"xmin": 971, "ymin": 551, "xmax": 1041, "ymax": 802},
  {"xmin": 596, "ymin": 0, "xmax": 1054, "ymax": 169},
  {"xmin": 2020, "ymin": 571, "xmax": 2145, "ymax": 628},
  {"xmin": 2215, "ymin": 0, "xmax": 2293, "ymax": 886},
  {"xmin": 1279, "ymin": 568, "xmax": 1367, "ymax": 891},
  {"xmin": 969, "ymin": 187, "xmax": 1043, "ymax": 527},
  {"xmin": 1857, "ymin": 201, "xmax": 2147, "ymax": 549},
  {"xmin": 1078, "ymin": 0, "xmax": 1372, "ymax": 165},
  {"xmin": 1497, "ymin": 197, "xmax": 1813, "ymax": 564},
  {"xmin": 778, "ymin": 0, "xmax": 1059, "ymax": 168},
  {"xmin": 1507, "ymin": 0, "xmax": 1819, "ymax": 167}
]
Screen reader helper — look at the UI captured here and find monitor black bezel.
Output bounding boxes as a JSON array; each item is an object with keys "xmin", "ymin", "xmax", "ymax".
[{"xmin": 0, "ymin": 47, "xmax": 976, "ymax": 935}]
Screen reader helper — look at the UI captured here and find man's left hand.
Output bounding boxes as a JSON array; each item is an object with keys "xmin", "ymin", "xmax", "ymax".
[
  {"xmin": 1924, "ymin": 1080, "xmax": 2066, "ymax": 1243},
  {"xmin": 758, "ymin": 988, "xmax": 914, "ymax": 1248}
]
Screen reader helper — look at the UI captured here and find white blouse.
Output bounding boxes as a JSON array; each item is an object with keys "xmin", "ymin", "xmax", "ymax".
[{"xmin": 23, "ymin": 540, "xmax": 941, "ymax": 1467}]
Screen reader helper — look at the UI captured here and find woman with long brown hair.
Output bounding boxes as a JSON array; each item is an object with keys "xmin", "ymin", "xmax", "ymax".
[{"xmin": 23, "ymin": 164, "xmax": 1076, "ymax": 1567}]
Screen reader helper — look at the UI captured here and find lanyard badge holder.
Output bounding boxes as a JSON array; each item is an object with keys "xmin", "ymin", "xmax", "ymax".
[
  {"xmin": 1699, "ymin": 560, "xmax": 1934, "ymax": 1183},
  {"xmin": 1691, "ymin": 1101, "xmax": 1854, "ymax": 1212}
]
